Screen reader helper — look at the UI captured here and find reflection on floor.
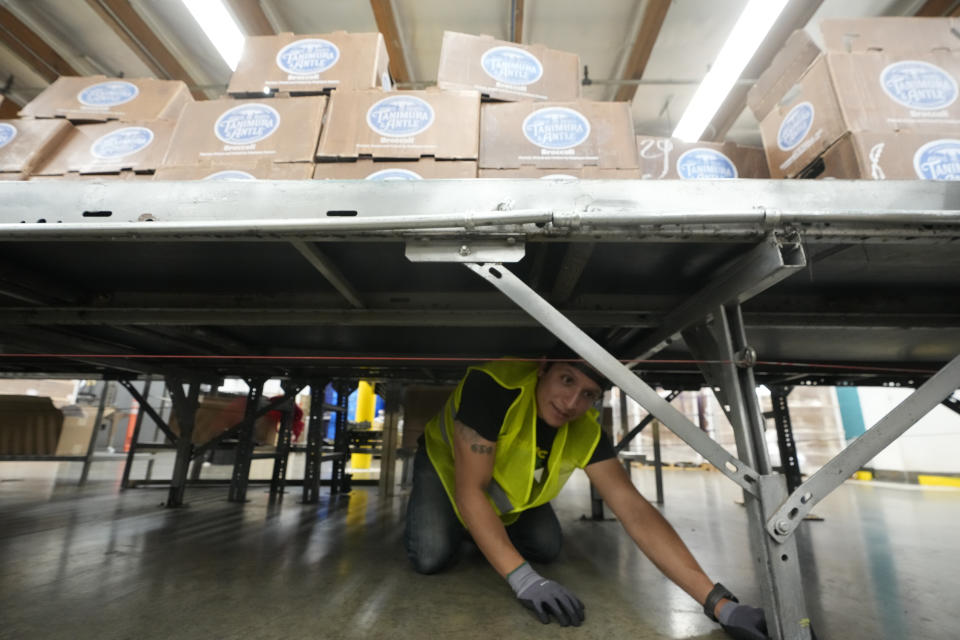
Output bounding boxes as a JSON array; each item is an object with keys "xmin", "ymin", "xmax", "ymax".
[{"xmin": 1, "ymin": 458, "xmax": 957, "ymax": 640}]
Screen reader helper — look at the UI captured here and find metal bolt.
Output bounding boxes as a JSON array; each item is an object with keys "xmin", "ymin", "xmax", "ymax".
[
  {"xmin": 459, "ymin": 244, "xmax": 471, "ymax": 256},
  {"xmin": 775, "ymin": 520, "xmax": 790, "ymax": 535}
]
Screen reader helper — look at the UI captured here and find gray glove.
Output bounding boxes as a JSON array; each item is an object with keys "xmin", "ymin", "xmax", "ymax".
[
  {"xmin": 717, "ymin": 601, "xmax": 769, "ymax": 640},
  {"xmin": 507, "ymin": 562, "xmax": 585, "ymax": 627}
]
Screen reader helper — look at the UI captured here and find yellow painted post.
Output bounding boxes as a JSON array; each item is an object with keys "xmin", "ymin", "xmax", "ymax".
[{"xmin": 351, "ymin": 381, "xmax": 375, "ymax": 470}]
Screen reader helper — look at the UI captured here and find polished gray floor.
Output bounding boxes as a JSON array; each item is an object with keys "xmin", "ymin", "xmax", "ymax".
[{"xmin": 1, "ymin": 458, "xmax": 957, "ymax": 640}]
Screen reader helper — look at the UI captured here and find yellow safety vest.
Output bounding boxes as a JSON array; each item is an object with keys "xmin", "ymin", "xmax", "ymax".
[{"xmin": 424, "ymin": 360, "xmax": 602, "ymax": 526}]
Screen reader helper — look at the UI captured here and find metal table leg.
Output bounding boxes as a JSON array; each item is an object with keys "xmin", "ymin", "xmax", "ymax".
[
  {"xmin": 770, "ymin": 386, "xmax": 803, "ymax": 494},
  {"xmin": 270, "ymin": 381, "xmax": 304, "ymax": 499},
  {"xmin": 78, "ymin": 380, "xmax": 110, "ymax": 486},
  {"xmin": 378, "ymin": 382, "xmax": 402, "ymax": 498},
  {"xmin": 121, "ymin": 377, "xmax": 151, "ymax": 490},
  {"xmin": 229, "ymin": 378, "xmax": 264, "ymax": 503},
  {"xmin": 303, "ymin": 380, "xmax": 329, "ymax": 504},
  {"xmin": 166, "ymin": 379, "xmax": 200, "ymax": 508}
]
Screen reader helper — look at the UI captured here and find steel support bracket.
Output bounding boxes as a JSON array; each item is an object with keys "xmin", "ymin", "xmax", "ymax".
[
  {"xmin": 406, "ymin": 239, "xmax": 526, "ymax": 263},
  {"xmin": 464, "ymin": 262, "xmax": 760, "ymax": 496},
  {"xmin": 620, "ymin": 234, "xmax": 805, "ymax": 363},
  {"xmin": 766, "ymin": 353, "xmax": 960, "ymax": 543}
]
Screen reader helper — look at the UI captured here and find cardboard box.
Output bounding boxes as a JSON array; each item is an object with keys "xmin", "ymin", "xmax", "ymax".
[
  {"xmin": 480, "ymin": 100, "xmax": 638, "ymax": 169},
  {"xmin": 314, "ymin": 158, "xmax": 477, "ymax": 180},
  {"xmin": 227, "ymin": 31, "xmax": 390, "ymax": 96},
  {"xmin": 478, "ymin": 167, "xmax": 640, "ymax": 179},
  {"xmin": 635, "ymin": 136, "xmax": 769, "ymax": 179},
  {"xmin": 0, "ymin": 395, "xmax": 63, "ymax": 455},
  {"xmin": 168, "ymin": 395, "xmax": 279, "ymax": 446},
  {"xmin": 155, "ymin": 161, "xmax": 314, "ymax": 181},
  {"xmin": 34, "ymin": 120, "xmax": 176, "ymax": 175},
  {"xmin": 436, "ymin": 31, "xmax": 580, "ymax": 102},
  {"xmin": 750, "ymin": 18, "xmax": 960, "ymax": 178},
  {"xmin": 804, "ymin": 131, "xmax": 960, "ymax": 180},
  {"xmin": 53, "ymin": 405, "xmax": 112, "ymax": 457},
  {"xmin": 316, "ymin": 89, "xmax": 479, "ymax": 160},
  {"xmin": 162, "ymin": 96, "xmax": 326, "ymax": 167},
  {"xmin": 19, "ymin": 76, "xmax": 192, "ymax": 123},
  {"xmin": 0, "ymin": 119, "xmax": 73, "ymax": 176}
]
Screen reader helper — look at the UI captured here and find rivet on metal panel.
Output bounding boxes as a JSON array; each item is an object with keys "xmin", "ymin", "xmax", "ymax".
[{"xmin": 459, "ymin": 245, "xmax": 471, "ymax": 257}]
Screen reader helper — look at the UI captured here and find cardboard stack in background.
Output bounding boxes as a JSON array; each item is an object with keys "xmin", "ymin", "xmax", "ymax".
[
  {"xmin": 157, "ymin": 96, "xmax": 326, "ymax": 180},
  {"xmin": 0, "ymin": 396, "xmax": 63, "ymax": 455},
  {"xmin": 437, "ymin": 31, "xmax": 579, "ymax": 102},
  {"xmin": 20, "ymin": 76, "xmax": 192, "ymax": 180},
  {"xmin": 0, "ymin": 118, "xmax": 73, "ymax": 180},
  {"xmin": 480, "ymin": 100, "xmax": 639, "ymax": 175},
  {"xmin": 34, "ymin": 119, "xmax": 177, "ymax": 177},
  {"xmin": 314, "ymin": 88, "xmax": 480, "ymax": 179},
  {"xmin": 316, "ymin": 31, "xmax": 587, "ymax": 181},
  {"xmin": 159, "ymin": 31, "xmax": 389, "ymax": 181},
  {"xmin": 635, "ymin": 136, "xmax": 769, "ymax": 179},
  {"xmin": 227, "ymin": 31, "xmax": 390, "ymax": 97},
  {"xmin": 749, "ymin": 17, "xmax": 960, "ymax": 180}
]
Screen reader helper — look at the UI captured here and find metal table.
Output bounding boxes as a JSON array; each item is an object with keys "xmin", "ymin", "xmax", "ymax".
[{"xmin": 1, "ymin": 178, "xmax": 958, "ymax": 640}]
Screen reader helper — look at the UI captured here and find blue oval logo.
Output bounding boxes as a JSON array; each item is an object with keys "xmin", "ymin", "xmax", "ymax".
[
  {"xmin": 481, "ymin": 46, "xmax": 543, "ymax": 85},
  {"xmin": 366, "ymin": 168, "xmax": 423, "ymax": 181},
  {"xmin": 777, "ymin": 101, "xmax": 814, "ymax": 151},
  {"xmin": 77, "ymin": 81, "xmax": 139, "ymax": 107},
  {"xmin": 0, "ymin": 122, "xmax": 17, "ymax": 149},
  {"xmin": 90, "ymin": 126, "xmax": 154, "ymax": 159},
  {"xmin": 522, "ymin": 107, "xmax": 591, "ymax": 149},
  {"xmin": 204, "ymin": 170, "xmax": 257, "ymax": 181},
  {"xmin": 366, "ymin": 96, "xmax": 435, "ymax": 137},
  {"xmin": 882, "ymin": 60, "xmax": 958, "ymax": 110},
  {"xmin": 676, "ymin": 148, "xmax": 738, "ymax": 179},
  {"xmin": 214, "ymin": 103, "xmax": 281, "ymax": 145},
  {"xmin": 275, "ymin": 38, "xmax": 340, "ymax": 75},
  {"xmin": 913, "ymin": 139, "xmax": 960, "ymax": 180}
]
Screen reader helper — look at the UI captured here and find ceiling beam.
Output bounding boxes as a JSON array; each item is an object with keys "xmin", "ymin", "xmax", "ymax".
[
  {"xmin": 223, "ymin": 0, "xmax": 275, "ymax": 36},
  {"xmin": 701, "ymin": 0, "xmax": 823, "ymax": 142},
  {"xmin": 914, "ymin": 0, "xmax": 960, "ymax": 16},
  {"xmin": 0, "ymin": 6, "xmax": 78, "ymax": 83},
  {"xmin": 614, "ymin": 0, "xmax": 671, "ymax": 103},
  {"xmin": 84, "ymin": 0, "xmax": 206, "ymax": 99},
  {"xmin": 370, "ymin": 0, "xmax": 411, "ymax": 84},
  {"xmin": 511, "ymin": 0, "xmax": 525, "ymax": 43}
]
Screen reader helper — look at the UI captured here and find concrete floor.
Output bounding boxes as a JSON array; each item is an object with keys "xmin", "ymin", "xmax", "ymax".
[{"xmin": 1, "ymin": 457, "xmax": 958, "ymax": 640}]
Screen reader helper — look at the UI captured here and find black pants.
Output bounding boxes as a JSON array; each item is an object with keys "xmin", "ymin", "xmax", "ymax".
[{"xmin": 404, "ymin": 447, "xmax": 562, "ymax": 574}]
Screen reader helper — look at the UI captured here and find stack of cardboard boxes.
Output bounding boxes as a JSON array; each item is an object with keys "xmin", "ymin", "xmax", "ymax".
[
  {"xmin": 156, "ymin": 31, "xmax": 390, "ymax": 181},
  {"xmin": 447, "ymin": 32, "xmax": 640, "ymax": 180},
  {"xmin": 749, "ymin": 17, "xmax": 960, "ymax": 181},
  {"xmin": 19, "ymin": 76, "xmax": 192, "ymax": 180},
  {"xmin": 635, "ymin": 136, "xmax": 769, "ymax": 180}
]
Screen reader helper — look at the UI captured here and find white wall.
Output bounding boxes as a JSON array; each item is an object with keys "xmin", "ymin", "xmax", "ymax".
[{"xmin": 860, "ymin": 388, "xmax": 960, "ymax": 474}]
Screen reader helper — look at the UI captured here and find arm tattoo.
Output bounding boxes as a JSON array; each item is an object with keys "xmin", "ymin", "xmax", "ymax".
[{"xmin": 456, "ymin": 422, "xmax": 495, "ymax": 455}]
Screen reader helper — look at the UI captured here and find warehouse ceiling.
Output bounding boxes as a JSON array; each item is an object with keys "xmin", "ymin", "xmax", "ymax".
[{"xmin": 0, "ymin": 0, "xmax": 945, "ymax": 144}]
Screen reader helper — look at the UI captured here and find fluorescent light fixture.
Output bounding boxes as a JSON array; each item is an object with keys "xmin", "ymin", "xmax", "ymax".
[
  {"xmin": 672, "ymin": 0, "xmax": 790, "ymax": 142},
  {"xmin": 181, "ymin": 0, "xmax": 245, "ymax": 71}
]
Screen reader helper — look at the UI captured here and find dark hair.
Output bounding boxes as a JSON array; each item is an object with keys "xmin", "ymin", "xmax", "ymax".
[{"xmin": 545, "ymin": 343, "xmax": 612, "ymax": 390}]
